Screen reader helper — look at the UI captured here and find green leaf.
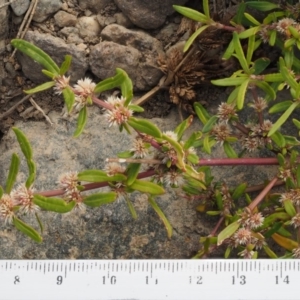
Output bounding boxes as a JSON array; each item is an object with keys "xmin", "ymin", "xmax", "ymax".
[
  {"xmin": 184, "ymin": 131, "xmax": 202, "ymax": 150},
  {"xmin": 117, "ymin": 151, "xmax": 134, "ymax": 158},
  {"xmin": 73, "ymin": 106, "xmax": 87, "ymax": 137},
  {"xmin": 263, "ymin": 11, "xmax": 285, "ymax": 24},
  {"xmin": 211, "ymin": 76, "xmax": 247, "ymax": 86},
  {"xmin": 261, "ymin": 212, "xmax": 290, "ymax": 229},
  {"xmin": 263, "ymin": 73, "xmax": 284, "ymax": 82},
  {"xmin": 277, "ymin": 153, "xmax": 285, "ymax": 166},
  {"xmin": 227, "ymin": 86, "xmax": 240, "ymax": 104},
  {"xmin": 270, "ymin": 131, "xmax": 286, "ymax": 148},
  {"xmin": 5, "ymin": 153, "xmax": 20, "ymax": 194},
  {"xmin": 222, "ymin": 38, "xmax": 235, "ymax": 60},
  {"xmin": 202, "ymin": 0, "xmax": 210, "ymax": 18},
  {"xmin": 194, "ymin": 102, "xmax": 211, "ymax": 125},
  {"xmin": 127, "ymin": 117, "xmax": 162, "ymax": 138},
  {"xmin": 130, "ymin": 179, "xmax": 165, "ymax": 195},
  {"xmin": 13, "ymin": 217, "xmax": 42, "ymax": 242},
  {"xmin": 223, "ymin": 141, "xmax": 238, "ymax": 158},
  {"xmin": 33, "ymin": 195, "xmax": 75, "ymax": 213},
  {"xmin": 272, "ymin": 233, "xmax": 298, "ymax": 251},
  {"xmin": 268, "ymin": 101, "xmax": 299, "ymax": 136},
  {"xmin": 215, "ymin": 190, "xmax": 223, "ymax": 211},
  {"xmin": 128, "ymin": 104, "xmax": 144, "ymax": 113},
  {"xmin": 94, "ymin": 69, "xmax": 125, "ymax": 94},
  {"xmin": 11, "ymin": 39, "xmax": 59, "ymax": 75},
  {"xmin": 239, "ymin": 26, "xmax": 261, "ymax": 39},
  {"xmin": 255, "ymin": 81, "xmax": 276, "ymax": 100},
  {"xmin": 263, "ymin": 245, "xmax": 278, "ymax": 258},
  {"xmin": 148, "ymin": 196, "xmax": 172, "ymax": 239},
  {"xmin": 203, "ymin": 135, "xmax": 212, "ymax": 154},
  {"xmin": 125, "ymin": 196, "xmax": 137, "ymax": 219},
  {"xmin": 237, "ymin": 79, "xmax": 249, "ymax": 110},
  {"xmin": 12, "ymin": 127, "xmax": 33, "ymax": 160},
  {"xmin": 187, "ymin": 153, "xmax": 199, "ymax": 164},
  {"xmin": 234, "ymin": 2, "xmax": 246, "ymax": 25},
  {"xmin": 202, "ymin": 116, "xmax": 218, "ymax": 133},
  {"xmin": 118, "ymin": 68, "xmax": 133, "ymax": 106},
  {"xmin": 0, "ymin": 186, "xmax": 3, "ymax": 199},
  {"xmin": 293, "ymin": 118, "xmax": 300, "ymax": 130},
  {"xmin": 280, "ymin": 59, "xmax": 298, "ymax": 91},
  {"xmin": 78, "ymin": 170, "xmax": 126, "ymax": 183},
  {"xmin": 282, "ymin": 199, "xmax": 296, "ymax": 217},
  {"xmin": 175, "ymin": 115, "xmax": 193, "ymax": 141},
  {"xmin": 83, "ymin": 192, "xmax": 116, "ymax": 207},
  {"xmin": 217, "ymin": 221, "xmax": 240, "ymax": 246},
  {"xmin": 233, "ymin": 32, "xmax": 250, "ymax": 73},
  {"xmin": 59, "ymin": 55, "xmax": 72, "ymax": 75},
  {"xmin": 246, "ymin": 1, "xmax": 279, "ymax": 11},
  {"xmin": 126, "ymin": 163, "xmax": 141, "ymax": 186},
  {"xmin": 284, "ymin": 38, "xmax": 295, "ymax": 50},
  {"xmin": 183, "ymin": 25, "xmax": 210, "ymax": 52},
  {"xmin": 172, "ymin": 5, "xmax": 209, "ymax": 23},
  {"xmin": 269, "ymin": 100, "xmax": 293, "ymax": 114},
  {"xmin": 232, "ymin": 183, "xmax": 247, "ymax": 200},
  {"xmin": 41, "ymin": 70, "xmax": 56, "ymax": 79},
  {"xmin": 243, "ymin": 13, "xmax": 261, "ymax": 26},
  {"xmin": 24, "ymin": 81, "xmax": 55, "ymax": 94},
  {"xmin": 62, "ymin": 86, "xmax": 75, "ymax": 113},
  {"xmin": 284, "ymin": 49, "xmax": 294, "ymax": 69},
  {"xmin": 269, "ymin": 30, "xmax": 277, "ymax": 46},
  {"xmin": 253, "ymin": 58, "xmax": 270, "ymax": 75}
]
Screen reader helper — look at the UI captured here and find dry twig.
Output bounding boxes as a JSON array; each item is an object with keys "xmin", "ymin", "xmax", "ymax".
[
  {"xmin": 0, "ymin": 94, "xmax": 31, "ymax": 120},
  {"xmin": 29, "ymin": 97, "xmax": 53, "ymax": 126}
]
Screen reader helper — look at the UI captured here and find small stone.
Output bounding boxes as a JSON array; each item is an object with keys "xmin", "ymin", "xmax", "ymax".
[
  {"xmin": 5, "ymin": 62, "xmax": 16, "ymax": 78},
  {"xmin": 67, "ymin": 33, "xmax": 84, "ymax": 44},
  {"xmin": 76, "ymin": 16, "xmax": 101, "ymax": 38},
  {"xmin": 33, "ymin": 0, "xmax": 62, "ymax": 23},
  {"xmin": 61, "ymin": 2, "xmax": 68, "ymax": 11},
  {"xmin": 84, "ymin": 10, "xmax": 93, "ymax": 17},
  {"xmin": 78, "ymin": 0, "xmax": 111, "ymax": 13},
  {"xmin": 114, "ymin": 12, "xmax": 133, "ymax": 28},
  {"xmin": 60, "ymin": 26, "xmax": 79, "ymax": 37},
  {"xmin": 10, "ymin": 0, "xmax": 30, "ymax": 16},
  {"xmin": 54, "ymin": 11, "xmax": 77, "ymax": 27}
]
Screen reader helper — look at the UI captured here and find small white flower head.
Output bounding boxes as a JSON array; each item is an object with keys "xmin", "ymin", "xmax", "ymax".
[
  {"xmin": 248, "ymin": 97, "xmax": 268, "ymax": 112},
  {"xmin": 104, "ymin": 96, "xmax": 133, "ymax": 127},
  {"xmin": 278, "ymin": 168, "xmax": 292, "ymax": 182},
  {"xmin": 233, "ymin": 228, "xmax": 252, "ymax": 246},
  {"xmin": 259, "ymin": 26, "xmax": 270, "ymax": 43},
  {"xmin": 11, "ymin": 184, "xmax": 39, "ymax": 214},
  {"xmin": 238, "ymin": 249, "xmax": 255, "ymax": 259},
  {"xmin": 164, "ymin": 170, "xmax": 185, "ymax": 187},
  {"xmin": 58, "ymin": 171, "xmax": 79, "ymax": 192},
  {"xmin": 104, "ymin": 162, "xmax": 126, "ymax": 177},
  {"xmin": 163, "ymin": 131, "xmax": 178, "ymax": 141},
  {"xmin": 276, "ymin": 18, "xmax": 296, "ymax": 36},
  {"xmin": 73, "ymin": 95, "xmax": 90, "ymax": 112},
  {"xmin": 217, "ymin": 102, "xmax": 237, "ymax": 123},
  {"xmin": 54, "ymin": 75, "xmax": 71, "ymax": 95},
  {"xmin": 261, "ymin": 120, "xmax": 273, "ymax": 133},
  {"xmin": 292, "ymin": 246, "xmax": 300, "ymax": 258},
  {"xmin": 131, "ymin": 137, "xmax": 149, "ymax": 158},
  {"xmin": 290, "ymin": 213, "xmax": 300, "ymax": 228},
  {"xmin": 238, "ymin": 208, "xmax": 264, "ymax": 229},
  {"xmin": 0, "ymin": 194, "xmax": 15, "ymax": 224},
  {"xmin": 74, "ymin": 78, "xmax": 96, "ymax": 97},
  {"xmin": 211, "ymin": 123, "xmax": 231, "ymax": 145},
  {"xmin": 242, "ymin": 137, "xmax": 260, "ymax": 152}
]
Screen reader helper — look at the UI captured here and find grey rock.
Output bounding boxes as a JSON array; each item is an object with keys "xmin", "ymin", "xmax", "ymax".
[
  {"xmin": 96, "ymin": 15, "xmax": 116, "ymax": 28},
  {"xmin": 0, "ymin": 107, "xmax": 208, "ymax": 259},
  {"xmin": 18, "ymin": 30, "xmax": 88, "ymax": 83},
  {"xmin": 60, "ymin": 26, "xmax": 79, "ymax": 37},
  {"xmin": 76, "ymin": 16, "xmax": 102, "ymax": 38},
  {"xmin": 89, "ymin": 24, "xmax": 164, "ymax": 91},
  {"xmin": 33, "ymin": 0, "xmax": 62, "ymax": 23},
  {"xmin": 113, "ymin": 0, "xmax": 188, "ymax": 29},
  {"xmin": 54, "ymin": 11, "xmax": 77, "ymax": 27},
  {"xmin": 10, "ymin": 0, "xmax": 30, "ymax": 16},
  {"xmin": 4, "ymin": 62, "xmax": 16, "ymax": 78},
  {"xmin": 78, "ymin": 0, "xmax": 111, "ymax": 13},
  {"xmin": 0, "ymin": 0, "xmax": 9, "ymax": 53}
]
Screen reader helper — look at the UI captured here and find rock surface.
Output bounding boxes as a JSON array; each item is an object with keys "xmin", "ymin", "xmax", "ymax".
[
  {"xmin": 18, "ymin": 30, "xmax": 88, "ymax": 83},
  {"xmin": 113, "ymin": 0, "xmax": 189, "ymax": 29},
  {"xmin": 0, "ymin": 0, "xmax": 9, "ymax": 54},
  {"xmin": 33, "ymin": 0, "xmax": 62, "ymax": 23},
  {"xmin": 10, "ymin": 0, "xmax": 30, "ymax": 16}
]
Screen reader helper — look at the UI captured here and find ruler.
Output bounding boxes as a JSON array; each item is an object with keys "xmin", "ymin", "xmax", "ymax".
[{"xmin": 0, "ymin": 259, "xmax": 299, "ymax": 300}]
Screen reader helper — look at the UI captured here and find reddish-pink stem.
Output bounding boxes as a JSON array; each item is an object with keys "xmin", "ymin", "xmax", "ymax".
[{"xmin": 198, "ymin": 157, "xmax": 278, "ymax": 166}]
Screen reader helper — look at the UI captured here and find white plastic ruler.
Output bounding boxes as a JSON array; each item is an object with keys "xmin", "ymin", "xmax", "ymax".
[{"xmin": 0, "ymin": 259, "xmax": 299, "ymax": 300}]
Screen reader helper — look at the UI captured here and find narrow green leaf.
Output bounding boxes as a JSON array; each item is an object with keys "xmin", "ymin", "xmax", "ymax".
[
  {"xmin": 280, "ymin": 60, "xmax": 298, "ymax": 91},
  {"xmin": 83, "ymin": 192, "xmax": 116, "ymax": 207},
  {"xmin": 263, "ymin": 73, "xmax": 284, "ymax": 82},
  {"xmin": 118, "ymin": 68, "xmax": 133, "ymax": 106},
  {"xmin": 148, "ymin": 196, "xmax": 172, "ymax": 239},
  {"xmin": 12, "ymin": 127, "xmax": 33, "ymax": 160},
  {"xmin": 232, "ymin": 183, "xmax": 247, "ymax": 200},
  {"xmin": 62, "ymin": 86, "xmax": 75, "ymax": 113},
  {"xmin": 130, "ymin": 179, "xmax": 165, "ymax": 195},
  {"xmin": 255, "ymin": 80, "xmax": 276, "ymax": 100},
  {"xmin": 117, "ymin": 151, "xmax": 134, "ymax": 158},
  {"xmin": 203, "ymin": 135, "xmax": 211, "ymax": 154},
  {"xmin": 270, "ymin": 131, "xmax": 286, "ymax": 148},
  {"xmin": 282, "ymin": 199, "xmax": 296, "ymax": 217},
  {"xmin": 261, "ymin": 212, "xmax": 290, "ymax": 229},
  {"xmin": 128, "ymin": 104, "xmax": 144, "ymax": 113},
  {"xmin": 252, "ymin": 58, "xmax": 270, "ymax": 75},
  {"xmin": 293, "ymin": 118, "xmax": 300, "ymax": 130},
  {"xmin": 284, "ymin": 38, "xmax": 295, "ymax": 50},
  {"xmin": 126, "ymin": 163, "xmax": 141, "ymax": 186},
  {"xmin": 5, "ymin": 153, "xmax": 20, "ymax": 194},
  {"xmin": 284, "ymin": 49, "xmax": 294, "ymax": 69},
  {"xmin": 217, "ymin": 221, "xmax": 240, "ymax": 246},
  {"xmin": 127, "ymin": 117, "xmax": 162, "ymax": 138},
  {"xmin": 78, "ymin": 170, "xmax": 126, "ymax": 183},
  {"xmin": 175, "ymin": 115, "xmax": 193, "ymax": 141},
  {"xmin": 94, "ymin": 69, "xmax": 125, "ymax": 94},
  {"xmin": 268, "ymin": 101, "xmax": 299, "ymax": 136},
  {"xmin": 222, "ymin": 38, "xmax": 235, "ymax": 60},
  {"xmin": 194, "ymin": 102, "xmax": 211, "ymax": 125},
  {"xmin": 41, "ymin": 70, "xmax": 56, "ymax": 79},
  {"xmin": 263, "ymin": 245, "xmax": 278, "ymax": 258},
  {"xmin": 246, "ymin": 1, "xmax": 279, "ymax": 11},
  {"xmin": 24, "ymin": 81, "xmax": 55, "ymax": 94},
  {"xmin": 187, "ymin": 153, "xmax": 199, "ymax": 164},
  {"xmin": 223, "ymin": 141, "xmax": 238, "ymax": 158},
  {"xmin": 234, "ymin": 2, "xmax": 246, "ymax": 25},
  {"xmin": 269, "ymin": 100, "xmax": 293, "ymax": 114},
  {"xmin": 233, "ymin": 32, "xmax": 250, "ymax": 73},
  {"xmin": 215, "ymin": 190, "xmax": 223, "ymax": 211},
  {"xmin": 172, "ymin": 5, "xmax": 209, "ymax": 23},
  {"xmin": 269, "ymin": 30, "xmax": 277, "ymax": 46},
  {"xmin": 184, "ymin": 131, "xmax": 202, "ymax": 150},
  {"xmin": 203, "ymin": 0, "xmax": 210, "ymax": 18},
  {"xmin": 125, "ymin": 196, "xmax": 137, "ymax": 219},
  {"xmin": 59, "ymin": 55, "xmax": 72, "ymax": 75},
  {"xmin": 33, "ymin": 195, "xmax": 75, "ymax": 213},
  {"xmin": 73, "ymin": 106, "xmax": 87, "ymax": 137},
  {"xmin": 35, "ymin": 212, "xmax": 44, "ymax": 234},
  {"xmin": 243, "ymin": 13, "xmax": 261, "ymax": 26},
  {"xmin": 211, "ymin": 77, "xmax": 247, "ymax": 86},
  {"xmin": 237, "ymin": 79, "xmax": 249, "ymax": 110},
  {"xmin": 238, "ymin": 26, "xmax": 261, "ymax": 39},
  {"xmin": 277, "ymin": 153, "xmax": 285, "ymax": 166},
  {"xmin": 11, "ymin": 39, "xmax": 59, "ymax": 74},
  {"xmin": 13, "ymin": 217, "xmax": 42, "ymax": 242},
  {"xmin": 272, "ymin": 233, "xmax": 298, "ymax": 251},
  {"xmin": 183, "ymin": 25, "xmax": 210, "ymax": 52},
  {"xmin": 263, "ymin": 11, "xmax": 285, "ymax": 24},
  {"xmin": 227, "ymin": 86, "xmax": 239, "ymax": 104},
  {"xmin": 202, "ymin": 116, "xmax": 218, "ymax": 133}
]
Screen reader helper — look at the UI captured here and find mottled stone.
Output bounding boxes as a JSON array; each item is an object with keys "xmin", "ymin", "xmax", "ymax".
[
  {"xmin": 54, "ymin": 11, "xmax": 77, "ymax": 27},
  {"xmin": 76, "ymin": 16, "xmax": 101, "ymax": 38},
  {"xmin": 33, "ymin": 0, "xmax": 62, "ymax": 23},
  {"xmin": 10, "ymin": 0, "xmax": 30, "ymax": 16}
]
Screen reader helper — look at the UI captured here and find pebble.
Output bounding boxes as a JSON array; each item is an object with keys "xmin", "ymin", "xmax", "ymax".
[
  {"xmin": 76, "ymin": 16, "xmax": 101, "ymax": 38},
  {"xmin": 10, "ymin": 0, "xmax": 30, "ymax": 16},
  {"xmin": 54, "ymin": 11, "xmax": 77, "ymax": 27}
]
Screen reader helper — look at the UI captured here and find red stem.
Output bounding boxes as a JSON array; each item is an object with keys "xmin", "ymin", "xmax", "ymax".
[{"xmin": 198, "ymin": 157, "xmax": 278, "ymax": 166}]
